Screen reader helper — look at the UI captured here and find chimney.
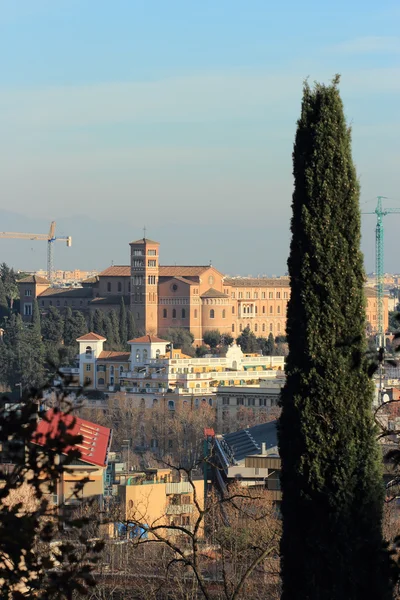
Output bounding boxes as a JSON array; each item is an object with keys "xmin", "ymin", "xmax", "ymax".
[{"xmin": 261, "ymin": 442, "xmax": 267, "ymax": 455}]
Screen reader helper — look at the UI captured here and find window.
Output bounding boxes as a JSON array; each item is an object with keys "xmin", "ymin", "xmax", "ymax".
[
  {"xmin": 56, "ymin": 300, "xmax": 60, "ymax": 307},
  {"xmin": 269, "ymin": 292, "xmax": 273, "ymax": 299},
  {"xmin": 195, "ymin": 398, "xmax": 199, "ymax": 408},
  {"xmin": 255, "ymin": 306, "xmax": 258, "ymax": 314},
  {"xmin": 238, "ymin": 292, "xmax": 243, "ymax": 299},
  {"xmin": 86, "ymin": 364, "xmax": 91, "ymax": 372},
  {"xmin": 284, "ymin": 292, "xmax": 288, "ymax": 299},
  {"xmin": 163, "ymin": 308, "xmax": 167, "ymax": 318},
  {"xmin": 24, "ymin": 289, "xmax": 32, "ymax": 297},
  {"xmin": 222, "ymin": 309, "xmax": 226, "ymax": 319},
  {"xmin": 133, "ymin": 249, "xmax": 143, "ymax": 256},
  {"xmin": 152, "ymin": 398, "xmax": 158, "ymax": 407},
  {"xmin": 248, "ymin": 398, "xmax": 255, "ymax": 407},
  {"xmin": 110, "ymin": 366, "xmax": 114, "ymax": 375},
  {"xmin": 172, "ymin": 308, "xmax": 176, "ymax": 318},
  {"xmin": 85, "ymin": 346, "xmax": 92, "ymax": 357},
  {"xmin": 239, "ymin": 324, "xmax": 242, "ymax": 332},
  {"xmin": 98, "ymin": 377, "xmax": 105, "ymax": 385},
  {"xmin": 194, "ymin": 309, "xmax": 198, "ymax": 318},
  {"xmin": 277, "ymin": 292, "xmax": 281, "ymax": 299},
  {"xmin": 208, "ymin": 398, "xmax": 213, "ymax": 406},
  {"xmin": 156, "ymin": 349, "xmax": 160, "ymax": 358},
  {"xmin": 222, "ymin": 398, "xmax": 230, "ymax": 405},
  {"xmin": 270, "ymin": 306, "xmax": 273, "ymax": 314},
  {"xmin": 237, "ymin": 398, "xmax": 244, "ymax": 406},
  {"xmin": 23, "ymin": 303, "xmax": 32, "ymax": 316},
  {"xmin": 107, "ymin": 282, "xmax": 111, "ymax": 292},
  {"xmin": 133, "ymin": 259, "xmax": 143, "ymax": 267},
  {"xmin": 136, "ymin": 349, "xmax": 140, "ymax": 362},
  {"xmin": 210, "ymin": 309, "xmax": 215, "ymax": 319},
  {"xmin": 128, "ymin": 281, "xmax": 131, "ymax": 292},
  {"xmin": 231, "ymin": 292, "xmax": 235, "ymax": 298},
  {"xmin": 254, "ymin": 292, "xmax": 258, "ymax": 299},
  {"xmin": 168, "ymin": 400, "xmax": 175, "ymax": 410},
  {"xmin": 148, "ymin": 275, "xmax": 156, "ymax": 285},
  {"xmin": 232, "ymin": 324, "xmax": 235, "ymax": 332},
  {"xmin": 85, "ymin": 377, "xmax": 91, "ymax": 384},
  {"xmin": 277, "ymin": 306, "xmax": 281, "ymax": 314},
  {"xmin": 262, "ymin": 323, "xmax": 266, "ymax": 332},
  {"xmin": 262, "ymin": 305, "xmax": 265, "ymax": 314},
  {"xmin": 148, "ymin": 260, "xmax": 156, "ymax": 267},
  {"xmin": 246, "ymin": 292, "xmax": 250, "ymax": 299},
  {"xmin": 119, "ymin": 366, "xmax": 124, "ymax": 375},
  {"xmin": 182, "ymin": 308, "xmax": 186, "ymax": 318},
  {"xmin": 41, "ymin": 300, "xmax": 44, "ymax": 306},
  {"xmin": 255, "ymin": 323, "xmax": 258, "ymax": 332},
  {"xmin": 49, "ymin": 301, "xmax": 53, "ymax": 306},
  {"xmin": 118, "ymin": 282, "xmax": 122, "ymax": 292},
  {"xmin": 262, "ymin": 292, "xmax": 266, "ymax": 299},
  {"xmin": 143, "ymin": 349, "xmax": 148, "ymax": 360},
  {"xmin": 148, "ymin": 249, "xmax": 157, "ymax": 256},
  {"xmin": 270, "ymin": 323, "xmax": 273, "ymax": 332},
  {"xmin": 232, "ymin": 306, "xmax": 235, "ymax": 314}
]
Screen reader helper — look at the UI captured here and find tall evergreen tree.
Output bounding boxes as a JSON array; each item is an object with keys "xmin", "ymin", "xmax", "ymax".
[
  {"xmin": 93, "ymin": 309, "xmax": 105, "ymax": 336},
  {"xmin": 126, "ymin": 310, "xmax": 136, "ymax": 341},
  {"xmin": 88, "ymin": 311, "xmax": 95, "ymax": 333},
  {"xmin": 31, "ymin": 299, "xmax": 41, "ymax": 334},
  {"xmin": 42, "ymin": 306, "xmax": 64, "ymax": 344},
  {"xmin": 236, "ymin": 326, "xmax": 259, "ymax": 353},
  {"xmin": 109, "ymin": 310, "xmax": 121, "ymax": 348},
  {"xmin": 103, "ymin": 315, "xmax": 115, "ymax": 348},
  {"xmin": 278, "ymin": 78, "xmax": 393, "ymax": 599},
  {"xmin": 0, "ymin": 278, "xmax": 8, "ymax": 321},
  {"xmin": 119, "ymin": 298, "xmax": 128, "ymax": 347}
]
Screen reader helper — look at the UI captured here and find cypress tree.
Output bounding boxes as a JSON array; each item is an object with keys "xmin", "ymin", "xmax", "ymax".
[
  {"xmin": 93, "ymin": 309, "xmax": 105, "ymax": 336},
  {"xmin": 31, "ymin": 299, "xmax": 41, "ymax": 334},
  {"xmin": 103, "ymin": 315, "xmax": 115, "ymax": 348},
  {"xmin": 119, "ymin": 298, "xmax": 128, "ymax": 347},
  {"xmin": 0, "ymin": 278, "xmax": 8, "ymax": 320},
  {"xmin": 278, "ymin": 78, "xmax": 394, "ymax": 599},
  {"xmin": 88, "ymin": 311, "xmax": 95, "ymax": 333},
  {"xmin": 126, "ymin": 310, "xmax": 136, "ymax": 341},
  {"xmin": 109, "ymin": 310, "xmax": 121, "ymax": 348}
]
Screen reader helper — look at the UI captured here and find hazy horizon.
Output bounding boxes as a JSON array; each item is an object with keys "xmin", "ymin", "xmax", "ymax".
[{"xmin": 1, "ymin": 1, "xmax": 399, "ymax": 275}]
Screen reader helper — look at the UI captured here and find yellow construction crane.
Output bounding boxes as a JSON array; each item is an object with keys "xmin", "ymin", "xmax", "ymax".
[{"xmin": 0, "ymin": 221, "xmax": 72, "ymax": 283}]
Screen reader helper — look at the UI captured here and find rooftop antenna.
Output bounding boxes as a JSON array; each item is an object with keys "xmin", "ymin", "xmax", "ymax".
[{"xmin": 209, "ymin": 259, "xmax": 212, "ymax": 266}]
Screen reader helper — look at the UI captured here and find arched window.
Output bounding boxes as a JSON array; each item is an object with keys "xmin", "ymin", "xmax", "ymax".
[
  {"xmin": 277, "ymin": 306, "xmax": 281, "ymax": 314},
  {"xmin": 232, "ymin": 306, "xmax": 235, "ymax": 314},
  {"xmin": 107, "ymin": 282, "xmax": 111, "ymax": 292},
  {"xmin": 143, "ymin": 349, "xmax": 148, "ymax": 360},
  {"xmin": 262, "ymin": 323, "xmax": 266, "ymax": 332},
  {"xmin": 262, "ymin": 305, "xmax": 266, "ymax": 314},
  {"xmin": 202, "ymin": 398, "xmax": 207, "ymax": 404},
  {"xmin": 222, "ymin": 309, "xmax": 226, "ymax": 319},
  {"xmin": 172, "ymin": 308, "xmax": 176, "ymax": 318},
  {"xmin": 195, "ymin": 398, "xmax": 199, "ymax": 408},
  {"xmin": 85, "ymin": 346, "xmax": 92, "ymax": 357},
  {"xmin": 163, "ymin": 308, "xmax": 167, "ymax": 318},
  {"xmin": 118, "ymin": 281, "xmax": 122, "ymax": 292},
  {"xmin": 254, "ymin": 323, "xmax": 258, "ymax": 332},
  {"xmin": 270, "ymin": 323, "xmax": 273, "ymax": 332},
  {"xmin": 119, "ymin": 366, "xmax": 124, "ymax": 375},
  {"xmin": 210, "ymin": 309, "xmax": 215, "ymax": 319},
  {"xmin": 153, "ymin": 398, "xmax": 158, "ymax": 406},
  {"xmin": 208, "ymin": 398, "xmax": 213, "ymax": 406},
  {"xmin": 98, "ymin": 377, "xmax": 105, "ymax": 385},
  {"xmin": 194, "ymin": 309, "xmax": 198, "ymax": 318},
  {"xmin": 270, "ymin": 306, "xmax": 273, "ymax": 314},
  {"xmin": 232, "ymin": 324, "xmax": 235, "ymax": 332},
  {"xmin": 110, "ymin": 365, "xmax": 114, "ymax": 375},
  {"xmin": 168, "ymin": 400, "xmax": 175, "ymax": 410},
  {"xmin": 136, "ymin": 349, "xmax": 141, "ymax": 362},
  {"xmin": 182, "ymin": 308, "xmax": 186, "ymax": 318},
  {"xmin": 128, "ymin": 500, "xmax": 134, "ymax": 510}
]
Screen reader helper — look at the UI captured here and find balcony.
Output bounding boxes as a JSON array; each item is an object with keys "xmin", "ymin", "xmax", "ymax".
[
  {"xmin": 166, "ymin": 504, "xmax": 194, "ymax": 515},
  {"xmin": 166, "ymin": 482, "xmax": 192, "ymax": 495},
  {"xmin": 59, "ymin": 367, "xmax": 80, "ymax": 375}
]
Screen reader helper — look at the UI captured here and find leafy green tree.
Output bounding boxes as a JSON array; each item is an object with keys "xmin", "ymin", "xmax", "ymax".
[
  {"xmin": 257, "ymin": 332, "xmax": 275, "ymax": 356},
  {"xmin": 0, "ymin": 278, "xmax": 9, "ymax": 321},
  {"xmin": 279, "ymin": 78, "xmax": 394, "ymax": 599},
  {"xmin": 222, "ymin": 334, "xmax": 234, "ymax": 346},
  {"xmin": 109, "ymin": 310, "xmax": 121, "ymax": 348},
  {"xmin": 388, "ymin": 311, "xmax": 400, "ymax": 333},
  {"xmin": 42, "ymin": 306, "xmax": 64, "ymax": 344},
  {"xmin": 195, "ymin": 345, "xmax": 209, "ymax": 358},
  {"xmin": 165, "ymin": 327, "xmax": 195, "ymax": 356},
  {"xmin": 203, "ymin": 329, "xmax": 221, "ymax": 349},
  {"xmin": 63, "ymin": 308, "xmax": 87, "ymax": 347},
  {"xmin": 236, "ymin": 326, "xmax": 260, "ymax": 353},
  {"xmin": 126, "ymin": 310, "xmax": 136, "ymax": 341},
  {"xmin": 119, "ymin": 297, "xmax": 128, "ymax": 347},
  {"xmin": 0, "ymin": 263, "xmax": 19, "ymax": 310}
]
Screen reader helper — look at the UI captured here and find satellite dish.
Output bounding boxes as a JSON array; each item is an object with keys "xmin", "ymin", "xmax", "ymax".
[{"xmin": 383, "ymin": 394, "xmax": 390, "ymax": 403}]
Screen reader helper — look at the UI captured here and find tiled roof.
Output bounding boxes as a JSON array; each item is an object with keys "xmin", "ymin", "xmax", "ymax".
[
  {"xmin": 98, "ymin": 351, "xmax": 131, "ymax": 361},
  {"xmin": 98, "ymin": 266, "xmax": 130, "ymax": 277},
  {"xmin": 201, "ymin": 288, "xmax": 229, "ymax": 299},
  {"xmin": 223, "ymin": 421, "xmax": 278, "ymax": 463},
  {"xmin": 128, "ymin": 334, "xmax": 169, "ymax": 344},
  {"xmin": 224, "ymin": 277, "xmax": 290, "ymax": 288},
  {"xmin": 76, "ymin": 332, "xmax": 106, "ymax": 341},
  {"xmin": 18, "ymin": 275, "xmax": 49, "ymax": 285},
  {"xmin": 81, "ymin": 275, "xmax": 99, "ymax": 284},
  {"xmin": 364, "ymin": 287, "xmax": 376, "ymax": 298},
  {"xmin": 90, "ymin": 295, "xmax": 129, "ymax": 305},
  {"xmin": 159, "ymin": 266, "xmax": 210, "ymax": 277},
  {"xmin": 33, "ymin": 409, "xmax": 112, "ymax": 468},
  {"xmin": 38, "ymin": 287, "xmax": 93, "ymax": 298},
  {"xmin": 129, "ymin": 237, "xmax": 159, "ymax": 245}
]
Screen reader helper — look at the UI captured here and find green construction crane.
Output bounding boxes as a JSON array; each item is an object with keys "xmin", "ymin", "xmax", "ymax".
[{"xmin": 363, "ymin": 196, "xmax": 400, "ymax": 347}]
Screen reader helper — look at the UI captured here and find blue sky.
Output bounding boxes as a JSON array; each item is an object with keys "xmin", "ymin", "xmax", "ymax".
[{"xmin": 0, "ymin": 0, "xmax": 399, "ymax": 275}]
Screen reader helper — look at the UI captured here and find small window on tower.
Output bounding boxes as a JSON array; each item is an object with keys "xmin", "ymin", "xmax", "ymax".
[{"xmin": 107, "ymin": 282, "xmax": 111, "ymax": 292}]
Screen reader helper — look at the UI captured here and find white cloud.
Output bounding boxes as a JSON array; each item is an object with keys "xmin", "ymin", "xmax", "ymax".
[{"xmin": 330, "ymin": 36, "xmax": 400, "ymax": 54}]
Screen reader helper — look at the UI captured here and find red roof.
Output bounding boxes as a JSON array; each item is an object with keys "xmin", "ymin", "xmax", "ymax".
[
  {"xmin": 98, "ymin": 351, "xmax": 131, "ymax": 361},
  {"xmin": 76, "ymin": 332, "xmax": 106, "ymax": 342},
  {"xmin": 98, "ymin": 265, "xmax": 130, "ymax": 277},
  {"xmin": 33, "ymin": 409, "xmax": 112, "ymax": 468},
  {"xmin": 128, "ymin": 334, "xmax": 169, "ymax": 344}
]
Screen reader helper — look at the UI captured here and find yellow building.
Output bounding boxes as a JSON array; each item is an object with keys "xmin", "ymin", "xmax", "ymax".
[{"xmin": 118, "ymin": 468, "xmax": 204, "ymax": 538}]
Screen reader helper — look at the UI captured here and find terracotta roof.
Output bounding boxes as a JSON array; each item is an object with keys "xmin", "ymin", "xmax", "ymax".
[
  {"xmin": 98, "ymin": 266, "xmax": 130, "ymax": 277},
  {"xmin": 128, "ymin": 334, "xmax": 169, "ymax": 344},
  {"xmin": 224, "ymin": 277, "xmax": 290, "ymax": 288},
  {"xmin": 159, "ymin": 266, "xmax": 210, "ymax": 277},
  {"xmin": 201, "ymin": 288, "xmax": 229, "ymax": 299},
  {"xmin": 76, "ymin": 332, "xmax": 106, "ymax": 342},
  {"xmin": 98, "ymin": 351, "xmax": 131, "ymax": 361},
  {"xmin": 18, "ymin": 275, "xmax": 49, "ymax": 285},
  {"xmin": 129, "ymin": 237, "xmax": 160, "ymax": 245},
  {"xmin": 33, "ymin": 409, "xmax": 112, "ymax": 468},
  {"xmin": 90, "ymin": 295, "xmax": 129, "ymax": 305},
  {"xmin": 364, "ymin": 287, "xmax": 376, "ymax": 298},
  {"xmin": 38, "ymin": 287, "xmax": 93, "ymax": 298}
]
